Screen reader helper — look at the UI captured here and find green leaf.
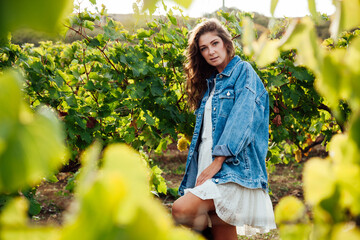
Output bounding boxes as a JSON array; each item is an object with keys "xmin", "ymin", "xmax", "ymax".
[
  {"xmin": 28, "ymin": 199, "xmax": 41, "ymax": 216},
  {"xmin": 291, "ymin": 68, "xmax": 312, "ymax": 81},
  {"xmin": 280, "ymin": 17, "xmax": 323, "ymax": 75},
  {"xmin": 330, "ymin": 0, "xmax": 360, "ymax": 38},
  {"xmin": 53, "ymin": 76, "xmax": 64, "ymax": 88},
  {"xmin": 141, "ymin": 0, "xmax": 158, "ymax": 13},
  {"xmin": 167, "ymin": 13, "xmax": 177, "ymax": 25},
  {"xmin": 275, "ymin": 196, "xmax": 306, "ymax": 224},
  {"xmin": 154, "ymin": 138, "xmax": 168, "ymax": 154},
  {"xmin": 89, "ymin": 0, "xmax": 96, "ymax": 4},
  {"xmin": 80, "ymin": 132, "xmax": 92, "ymax": 144},
  {"xmin": 150, "ymin": 80, "xmax": 164, "ymax": 96},
  {"xmin": 87, "ymin": 38, "xmax": 100, "ymax": 47},
  {"xmin": 84, "ymin": 20, "xmax": 95, "ymax": 31},
  {"xmin": 269, "ymin": 74, "xmax": 288, "ymax": 87},
  {"xmin": 242, "ymin": 17, "xmax": 255, "ymax": 56},
  {"xmin": 278, "ymin": 224, "xmax": 312, "ymax": 240},
  {"xmin": 349, "ymin": 112, "xmax": 360, "ymax": 149},
  {"xmin": 65, "ymin": 95, "xmax": 78, "ymax": 108},
  {"xmin": 329, "ymin": 134, "xmax": 358, "ymax": 165},
  {"xmin": 0, "ymin": 71, "xmax": 68, "ymax": 193},
  {"xmin": 124, "ymin": 128, "xmax": 135, "ymax": 144},
  {"xmin": 0, "ymin": 198, "xmax": 28, "ymax": 226},
  {"xmin": 315, "ymin": 49, "xmax": 344, "ymax": 108},
  {"xmin": 331, "ymin": 224, "xmax": 360, "ymax": 240},
  {"xmin": 46, "ymin": 174, "xmax": 59, "ymax": 183},
  {"xmin": 255, "ymin": 39, "xmax": 281, "ymax": 67},
  {"xmin": 0, "ymin": 71, "xmax": 21, "ymax": 122},
  {"xmin": 137, "ymin": 29, "xmax": 154, "ymax": 40},
  {"xmin": 144, "ymin": 113, "xmax": 155, "ymax": 126},
  {"xmin": 151, "ymin": 165, "xmax": 167, "ymax": 194},
  {"xmin": 290, "ymin": 91, "xmax": 300, "ymax": 106},
  {"xmin": 343, "ymin": 37, "xmax": 360, "ymax": 109},
  {"xmin": 75, "ymin": 142, "xmax": 101, "ymax": 195},
  {"xmin": 60, "ymin": 144, "xmax": 199, "ymax": 239},
  {"xmin": 84, "ymin": 80, "xmax": 95, "ymax": 91},
  {"xmin": 162, "ymin": 0, "xmax": 168, "ymax": 11},
  {"xmin": 270, "ymin": 0, "xmax": 279, "ymax": 16},
  {"xmin": 307, "ymin": 0, "xmax": 317, "ymax": 19},
  {"xmin": 167, "ymin": 187, "xmax": 179, "ymax": 198},
  {"xmin": 157, "ymin": 180, "xmax": 167, "ymax": 194},
  {"xmin": 303, "ymin": 158, "xmax": 336, "ymax": 205},
  {"xmin": 0, "ymin": 197, "xmax": 59, "ymax": 239},
  {"xmin": 75, "ymin": 116, "xmax": 87, "ymax": 130},
  {"xmin": 0, "ymin": 0, "xmax": 73, "ymax": 37},
  {"xmin": 173, "ymin": 0, "xmax": 192, "ymax": 8}
]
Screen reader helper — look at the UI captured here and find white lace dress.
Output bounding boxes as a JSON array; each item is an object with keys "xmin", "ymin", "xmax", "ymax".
[{"xmin": 184, "ymin": 86, "xmax": 277, "ymax": 236}]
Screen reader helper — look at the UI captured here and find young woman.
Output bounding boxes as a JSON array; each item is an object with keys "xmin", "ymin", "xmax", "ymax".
[{"xmin": 172, "ymin": 19, "xmax": 276, "ymax": 240}]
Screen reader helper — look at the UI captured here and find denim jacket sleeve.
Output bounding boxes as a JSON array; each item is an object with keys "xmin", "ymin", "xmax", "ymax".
[{"xmin": 212, "ymin": 62, "xmax": 267, "ymax": 158}]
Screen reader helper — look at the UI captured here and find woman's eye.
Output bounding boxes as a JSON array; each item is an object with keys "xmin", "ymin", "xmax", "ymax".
[
  {"xmin": 213, "ymin": 41, "xmax": 218, "ymax": 46},
  {"xmin": 200, "ymin": 47, "xmax": 206, "ymax": 52}
]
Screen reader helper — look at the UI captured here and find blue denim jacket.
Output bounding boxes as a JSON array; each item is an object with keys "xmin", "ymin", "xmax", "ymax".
[{"xmin": 178, "ymin": 55, "xmax": 270, "ymax": 196}]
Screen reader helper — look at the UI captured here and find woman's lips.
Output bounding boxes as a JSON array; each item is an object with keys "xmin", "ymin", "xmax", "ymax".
[{"xmin": 210, "ymin": 57, "xmax": 218, "ymax": 61}]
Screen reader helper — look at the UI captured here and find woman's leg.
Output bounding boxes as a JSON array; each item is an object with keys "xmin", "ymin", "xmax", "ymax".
[
  {"xmin": 172, "ymin": 192, "xmax": 213, "ymax": 231},
  {"xmin": 172, "ymin": 193, "xmax": 237, "ymax": 240},
  {"xmin": 209, "ymin": 211, "xmax": 237, "ymax": 240}
]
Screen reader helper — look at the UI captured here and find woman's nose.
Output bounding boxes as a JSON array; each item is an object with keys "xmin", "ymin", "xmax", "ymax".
[{"xmin": 209, "ymin": 47, "xmax": 215, "ymax": 55}]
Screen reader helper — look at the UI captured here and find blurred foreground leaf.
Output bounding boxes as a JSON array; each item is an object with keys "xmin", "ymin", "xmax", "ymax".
[
  {"xmin": 0, "ymin": 197, "xmax": 59, "ymax": 240},
  {"xmin": 0, "ymin": 71, "xmax": 68, "ymax": 193},
  {"xmin": 60, "ymin": 143, "xmax": 201, "ymax": 240},
  {"xmin": 0, "ymin": 0, "xmax": 73, "ymax": 37}
]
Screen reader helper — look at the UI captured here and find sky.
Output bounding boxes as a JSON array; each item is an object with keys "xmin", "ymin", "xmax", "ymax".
[{"xmin": 75, "ymin": 0, "xmax": 336, "ymax": 18}]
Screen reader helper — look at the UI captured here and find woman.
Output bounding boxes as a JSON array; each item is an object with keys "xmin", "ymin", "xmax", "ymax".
[{"xmin": 172, "ymin": 19, "xmax": 276, "ymax": 240}]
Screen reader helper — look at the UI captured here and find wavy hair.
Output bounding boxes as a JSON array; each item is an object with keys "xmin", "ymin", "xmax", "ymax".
[{"xmin": 184, "ymin": 18, "xmax": 235, "ymax": 110}]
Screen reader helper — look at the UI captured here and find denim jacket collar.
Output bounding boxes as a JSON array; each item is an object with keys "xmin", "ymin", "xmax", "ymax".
[
  {"xmin": 206, "ymin": 55, "xmax": 242, "ymax": 90},
  {"xmin": 221, "ymin": 55, "xmax": 241, "ymax": 77},
  {"xmin": 206, "ymin": 55, "xmax": 241, "ymax": 82}
]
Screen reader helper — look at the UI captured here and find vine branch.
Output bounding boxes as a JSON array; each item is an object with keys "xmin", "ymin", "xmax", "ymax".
[{"xmin": 64, "ymin": 24, "xmax": 128, "ymax": 89}]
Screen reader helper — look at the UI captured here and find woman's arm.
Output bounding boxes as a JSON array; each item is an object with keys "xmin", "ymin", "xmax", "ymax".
[
  {"xmin": 213, "ymin": 63, "xmax": 267, "ymax": 160},
  {"xmin": 196, "ymin": 156, "xmax": 226, "ymax": 186}
]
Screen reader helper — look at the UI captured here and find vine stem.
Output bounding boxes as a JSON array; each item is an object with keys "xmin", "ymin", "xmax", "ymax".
[
  {"xmin": 64, "ymin": 24, "xmax": 128, "ymax": 89},
  {"xmin": 232, "ymin": 34, "xmax": 241, "ymax": 40}
]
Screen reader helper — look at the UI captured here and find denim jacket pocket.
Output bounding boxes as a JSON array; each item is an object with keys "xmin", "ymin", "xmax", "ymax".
[
  {"xmin": 230, "ymin": 150, "xmax": 250, "ymax": 169},
  {"xmin": 219, "ymin": 89, "xmax": 235, "ymax": 117},
  {"xmin": 237, "ymin": 150, "xmax": 251, "ymax": 179}
]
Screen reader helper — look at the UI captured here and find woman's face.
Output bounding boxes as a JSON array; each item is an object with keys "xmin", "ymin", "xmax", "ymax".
[{"xmin": 198, "ymin": 31, "xmax": 229, "ymax": 73}]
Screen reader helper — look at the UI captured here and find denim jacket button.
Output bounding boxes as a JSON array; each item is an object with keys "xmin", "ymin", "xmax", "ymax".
[
  {"xmin": 213, "ymin": 107, "xmax": 216, "ymax": 111},
  {"xmin": 227, "ymin": 91, "xmax": 230, "ymax": 96},
  {"xmin": 215, "ymin": 179, "xmax": 219, "ymax": 183},
  {"xmin": 219, "ymin": 75, "xmax": 223, "ymax": 79}
]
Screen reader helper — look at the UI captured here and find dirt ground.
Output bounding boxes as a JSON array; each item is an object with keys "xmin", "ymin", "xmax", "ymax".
[
  {"xmin": 31, "ymin": 172, "xmax": 73, "ymax": 225},
  {"xmin": 31, "ymin": 145, "xmax": 310, "ymax": 239}
]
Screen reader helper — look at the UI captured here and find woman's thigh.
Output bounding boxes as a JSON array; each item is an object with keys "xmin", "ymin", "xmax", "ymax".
[{"xmin": 172, "ymin": 192, "xmax": 215, "ymax": 219}]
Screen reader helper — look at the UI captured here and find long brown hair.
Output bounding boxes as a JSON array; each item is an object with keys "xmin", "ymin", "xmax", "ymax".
[{"xmin": 184, "ymin": 18, "xmax": 235, "ymax": 111}]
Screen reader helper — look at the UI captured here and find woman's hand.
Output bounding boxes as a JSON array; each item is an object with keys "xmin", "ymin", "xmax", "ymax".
[{"xmin": 196, "ymin": 156, "xmax": 226, "ymax": 186}]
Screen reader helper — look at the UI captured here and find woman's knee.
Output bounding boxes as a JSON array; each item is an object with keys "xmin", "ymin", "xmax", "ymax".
[{"xmin": 172, "ymin": 198, "xmax": 190, "ymax": 222}]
